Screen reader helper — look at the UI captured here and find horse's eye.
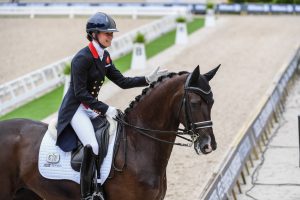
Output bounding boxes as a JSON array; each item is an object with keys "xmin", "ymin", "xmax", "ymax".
[{"xmin": 190, "ymin": 100, "xmax": 201, "ymax": 106}]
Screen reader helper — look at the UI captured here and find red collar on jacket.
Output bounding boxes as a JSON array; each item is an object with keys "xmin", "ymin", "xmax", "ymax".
[{"xmin": 88, "ymin": 42, "xmax": 99, "ymax": 59}]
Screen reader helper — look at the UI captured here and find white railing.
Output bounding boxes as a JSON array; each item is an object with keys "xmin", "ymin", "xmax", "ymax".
[
  {"xmin": 0, "ymin": 14, "xmax": 186, "ymax": 116},
  {"xmin": 0, "ymin": 5, "xmax": 189, "ymax": 19},
  {"xmin": 0, "ymin": 56, "xmax": 71, "ymax": 115}
]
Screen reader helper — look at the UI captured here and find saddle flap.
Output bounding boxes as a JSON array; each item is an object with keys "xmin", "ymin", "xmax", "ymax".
[
  {"xmin": 91, "ymin": 115, "xmax": 108, "ymax": 130},
  {"xmin": 71, "ymin": 144, "xmax": 84, "ymax": 172}
]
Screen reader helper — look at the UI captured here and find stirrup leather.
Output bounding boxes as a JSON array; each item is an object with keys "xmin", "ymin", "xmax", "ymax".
[{"xmin": 81, "ymin": 196, "xmax": 93, "ymax": 200}]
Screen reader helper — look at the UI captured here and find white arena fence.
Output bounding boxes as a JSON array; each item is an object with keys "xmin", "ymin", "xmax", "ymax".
[
  {"xmin": 0, "ymin": 2, "xmax": 299, "ymax": 16},
  {"xmin": 0, "ymin": 56, "xmax": 71, "ymax": 116},
  {"xmin": 0, "ymin": 4, "xmax": 190, "ymax": 18},
  {"xmin": 215, "ymin": 3, "xmax": 300, "ymax": 14},
  {"xmin": 0, "ymin": 14, "xmax": 185, "ymax": 116},
  {"xmin": 200, "ymin": 46, "xmax": 300, "ymax": 200}
]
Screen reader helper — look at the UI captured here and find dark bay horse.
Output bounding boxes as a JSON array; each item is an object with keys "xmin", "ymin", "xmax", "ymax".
[{"xmin": 0, "ymin": 65, "xmax": 219, "ymax": 200}]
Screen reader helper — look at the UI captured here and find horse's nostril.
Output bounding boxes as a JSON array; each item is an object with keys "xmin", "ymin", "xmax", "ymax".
[{"xmin": 203, "ymin": 144, "xmax": 212, "ymax": 153}]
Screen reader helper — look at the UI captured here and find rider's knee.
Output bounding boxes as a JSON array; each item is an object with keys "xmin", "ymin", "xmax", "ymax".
[{"xmin": 90, "ymin": 143, "xmax": 99, "ymax": 155}]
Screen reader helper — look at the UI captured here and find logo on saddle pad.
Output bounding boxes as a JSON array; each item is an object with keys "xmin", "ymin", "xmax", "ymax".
[{"xmin": 46, "ymin": 153, "xmax": 60, "ymax": 164}]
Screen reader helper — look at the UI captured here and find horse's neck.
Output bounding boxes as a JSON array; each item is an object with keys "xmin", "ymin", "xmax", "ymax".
[{"xmin": 125, "ymin": 75, "xmax": 186, "ymax": 173}]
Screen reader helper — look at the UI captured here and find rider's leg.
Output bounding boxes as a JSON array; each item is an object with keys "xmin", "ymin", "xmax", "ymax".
[
  {"xmin": 71, "ymin": 105, "xmax": 99, "ymax": 199},
  {"xmin": 80, "ymin": 145, "xmax": 95, "ymax": 200},
  {"xmin": 71, "ymin": 104, "xmax": 99, "ymax": 155}
]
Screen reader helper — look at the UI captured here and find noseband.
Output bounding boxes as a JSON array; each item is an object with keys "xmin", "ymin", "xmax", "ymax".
[{"xmin": 114, "ymin": 73, "xmax": 213, "ymax": 147}]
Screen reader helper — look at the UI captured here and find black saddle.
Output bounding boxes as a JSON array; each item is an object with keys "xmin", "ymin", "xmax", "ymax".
[{"xmin": 71, "ymin": 115, "xmax": 110, "ymax": 172}]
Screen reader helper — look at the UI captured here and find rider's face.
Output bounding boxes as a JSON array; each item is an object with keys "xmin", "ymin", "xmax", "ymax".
[{"xmin": 97, "ymin": 32, "xmax": 114, "ymax": 48}]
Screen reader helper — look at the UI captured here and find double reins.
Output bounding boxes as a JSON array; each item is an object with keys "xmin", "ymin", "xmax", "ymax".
[
  {"xmin": 114, "ymin": 73, "xmax": 213, "ymax": 147},
  {"xmin": 114, "ymin": 116, "xmax": 193, "ymax": 146}
]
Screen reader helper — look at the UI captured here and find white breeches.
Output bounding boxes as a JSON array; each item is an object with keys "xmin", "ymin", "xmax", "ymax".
[{"xmin": 70, "ymin": 104, "xmax": 99, "ymax": 155}]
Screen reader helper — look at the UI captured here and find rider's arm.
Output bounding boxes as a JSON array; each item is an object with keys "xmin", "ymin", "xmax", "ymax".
[
  {"xmin": 105, "ymin": 52, "xmax": 148, "ymax": 89},
  {"xmin": 106, "ymin": 63, "xmax": 148, "ymax": 89}
]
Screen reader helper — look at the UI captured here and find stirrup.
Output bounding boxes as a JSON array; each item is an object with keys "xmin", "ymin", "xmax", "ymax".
[
  {"xmin": 81, "ymin": 196, "xmax": 93, "ymax": 200},
  {"xmin": 93, "ymin": 191, "xmax": 105, "ymax": 200}
]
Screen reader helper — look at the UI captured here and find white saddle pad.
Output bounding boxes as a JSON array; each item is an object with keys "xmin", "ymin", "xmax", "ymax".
[{"xmin": 38, "ymin": 118, "xmax": 117, "ymax": 185}]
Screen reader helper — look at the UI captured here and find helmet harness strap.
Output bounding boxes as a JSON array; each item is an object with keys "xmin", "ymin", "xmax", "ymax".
[{"xmin": 89, "ymin": 32, "xmax": 106, "ymax": 49}]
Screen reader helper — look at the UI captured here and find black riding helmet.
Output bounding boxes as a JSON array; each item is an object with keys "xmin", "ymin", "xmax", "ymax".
[{"xmin": 86, "ymin": 12, "xmax": 119, "ymax": 33}]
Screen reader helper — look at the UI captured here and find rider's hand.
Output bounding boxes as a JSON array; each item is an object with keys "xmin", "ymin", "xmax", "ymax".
[
  {"xmin": 146, "ymin": 66, "xmax": 168, "ymax": 84},
  {"xmin": 106, "ymin": 106, "xmax": 118, "ymax": 119}
]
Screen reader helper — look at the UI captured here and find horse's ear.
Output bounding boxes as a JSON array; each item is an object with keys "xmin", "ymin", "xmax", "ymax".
[
  {"xmin": 203, "ymin": 64, "xmax": 221, "ymax": 81},
  {"xmin": 190, "ymin": 65, "xmax": 200, "ymax": 85}
]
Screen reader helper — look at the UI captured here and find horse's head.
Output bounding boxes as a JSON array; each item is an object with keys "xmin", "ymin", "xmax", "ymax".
[{"xmin": 180, "ymin": 65, "xmax": 220, "ymax": 155}]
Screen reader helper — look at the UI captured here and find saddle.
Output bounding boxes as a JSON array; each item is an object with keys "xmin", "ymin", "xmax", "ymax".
[{"xmin": 71, "ymin": 115, "xmax": 110, "ymax": 172}]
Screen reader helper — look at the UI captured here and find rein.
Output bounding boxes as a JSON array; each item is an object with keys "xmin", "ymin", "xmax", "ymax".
[{"xmin": 114, "ymin": 115, "xmax": 193, "ymax": 147}]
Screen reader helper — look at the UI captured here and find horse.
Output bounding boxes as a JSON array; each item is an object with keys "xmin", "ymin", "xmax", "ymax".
[{"xmin": 0, "ymin": 65, "xmax": 219, "ymax": 200}]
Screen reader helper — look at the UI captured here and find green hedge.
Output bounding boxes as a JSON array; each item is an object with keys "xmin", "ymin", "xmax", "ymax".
[{"xmin": 0, "ymin": 86, "xmax": 64, "ymax": 121}]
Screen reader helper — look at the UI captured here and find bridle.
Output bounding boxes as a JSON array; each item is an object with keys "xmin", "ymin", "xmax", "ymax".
[
  {"xmin": 111, "ymin": 73, "xmax": 214, "ymax": 173},
  {"xmin": 114, "ymin": 73, "xmax": 213, "ymax": 147}
]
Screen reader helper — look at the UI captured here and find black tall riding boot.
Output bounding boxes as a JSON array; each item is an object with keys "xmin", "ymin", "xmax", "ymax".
[
  {"xmin": 80, "ymin": 145, "xmax": 95, "ymax": 200},
  {"xmin": 93, "ymin": 154, "xmax": 105, "ymax": 200}
]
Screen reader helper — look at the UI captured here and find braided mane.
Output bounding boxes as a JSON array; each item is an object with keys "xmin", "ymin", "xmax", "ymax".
[{"xmin": 124, "ymin": 71, "xmax": 189, "ymax": 114}]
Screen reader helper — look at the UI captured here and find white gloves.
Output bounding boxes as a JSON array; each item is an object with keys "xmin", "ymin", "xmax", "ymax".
[
  {"xmin": 106, "ymin": 106, "xmax": 118, "ymax": 119},
  {"xmin": 106, "ymin": 106, "xmax": 118, "ymax": 136},
  {"xmin": 146, "ymin": 66, "xmax": 168, "ymax": 84}
]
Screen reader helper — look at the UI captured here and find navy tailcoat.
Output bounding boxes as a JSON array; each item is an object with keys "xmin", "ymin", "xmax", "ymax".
[{"xmin": 56, "ymin": 43, "xmax": 148, "ymax": 152}]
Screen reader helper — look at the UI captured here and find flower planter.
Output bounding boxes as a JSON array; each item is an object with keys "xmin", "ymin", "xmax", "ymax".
[
  {"xmin": 131, "ymin": 43, "xmax": 146, "ymax": 70},
  {"xmin": 205, "ymin": 9, "xmax": 216, "ymax": 27},
  {"xmin": 175, "ymin": 22, "xmax": 188, "ymax": 45}
]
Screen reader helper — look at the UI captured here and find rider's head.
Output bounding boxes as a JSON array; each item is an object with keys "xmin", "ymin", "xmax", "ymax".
[{"xmin": 86, "ymin": 12, "xmax": 118, "ymax": 48}]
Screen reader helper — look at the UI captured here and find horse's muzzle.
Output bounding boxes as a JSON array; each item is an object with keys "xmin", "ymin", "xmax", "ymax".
[{"xmin": 194, "ymin": 135, "xmax": 216, "ymax": 155}]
